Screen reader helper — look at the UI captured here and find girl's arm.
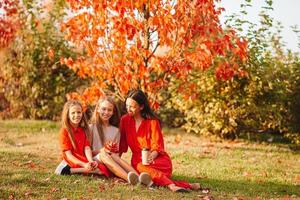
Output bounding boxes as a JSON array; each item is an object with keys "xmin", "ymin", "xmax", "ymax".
[
  {"xmin": 85, "ymin": 146, "xmax": 98, "ymax": 169},
  {"xmin": 92, "ymin": 149, "xmax": 100, "ymax": 156},
  {"xmin": 64, "ymin": 150, "xmax": 87, "ymax": 168},
  {"xmin": 85, "ymin": 146, "xmax": 94, "ymax": 162}
]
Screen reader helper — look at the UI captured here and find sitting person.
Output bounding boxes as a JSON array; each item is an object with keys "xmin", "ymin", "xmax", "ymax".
[
  {"xmin": 119, "ymin": 89, "xmax": 201, "ymax": 192},
  {"xmin": 89, "ymin": 96, "xmax": 144, "ymax": 185},
  {"xmin": 55, "ymin": 100, "xmax": 110, "ymax": 177}
]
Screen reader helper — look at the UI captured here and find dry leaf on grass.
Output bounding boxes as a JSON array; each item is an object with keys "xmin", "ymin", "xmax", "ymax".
[
  {"xmin": 9, "ymin": 194, "xmax": 14, "ymax": 200},
  {"xmin": 98, "ymin": 184, "xmax": 106, "ymax": 192},
  {"xmin": 295, "ymin": 175, "xmax": 300, "ymax": 184},
  {"xmin": 50, "ymin": 187, "xmax": 59, "ymax": 192}
]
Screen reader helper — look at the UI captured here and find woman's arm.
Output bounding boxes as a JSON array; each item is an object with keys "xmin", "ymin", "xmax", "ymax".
[{"xmin": 150, "ymin": 120, "xmax": 165, "ymax": 156}]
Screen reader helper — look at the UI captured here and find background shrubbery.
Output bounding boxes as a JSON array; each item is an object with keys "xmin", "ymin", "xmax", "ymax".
[
  {"xmin": 0, "ymin": 0, "xmax": 86, "ymax": 120},
  {"xmin": 0, "ymin": 0, "xmax": 299, "ymax": 144},
  {"xmin": 158, "ymin": 0, "xmax": 300, "ymax": 144}
]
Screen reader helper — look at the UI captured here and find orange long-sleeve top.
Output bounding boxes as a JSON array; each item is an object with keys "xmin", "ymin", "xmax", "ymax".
[
  {"xmin": 119, "ymin": 114, "xmax": 169, "ymax": 169},
  {"xmin": 119, "ymin": 114, "xmax": 192, "ymax": 188},
  {"xmin": 59, "ymin": 127, "xmax": 90, "ymax": 168}
]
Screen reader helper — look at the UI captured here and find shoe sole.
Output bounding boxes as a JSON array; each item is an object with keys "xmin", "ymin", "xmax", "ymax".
[
  {"xmin": 128, "ymin": 172, "xmax": 139, "ymax": 185},
  {"xmin": 139, "ymin": 172, "xmax": 153, "ymax": 187}
]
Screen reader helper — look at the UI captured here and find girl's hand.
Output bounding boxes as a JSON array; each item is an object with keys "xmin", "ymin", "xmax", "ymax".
[
  {"xmin": 104, "ymin": 141, "xmax": 119, "ymax": 153},
  {"xmin": 90, "ymin": 161, "xmax": 98, "ymax": 169},
  {"xmin": 83, "ymin": 162, "xmax": 93, "ymax": 171},
  {"xmin": 147, "ymin": 151, "xmax": 158, "ymax": 163}
]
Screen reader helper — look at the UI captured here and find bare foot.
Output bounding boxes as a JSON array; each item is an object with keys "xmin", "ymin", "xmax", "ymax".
[
  {"xmin": 168, "ymin": 184, "xmax": 188, "ymax": 193},
  {"xmin": 190, "ymin": 183, "xmax": 201, "ymax": 190},
  {"xmin": 90, "ymin": 168, "xmax": 103, "ymax": 175}
]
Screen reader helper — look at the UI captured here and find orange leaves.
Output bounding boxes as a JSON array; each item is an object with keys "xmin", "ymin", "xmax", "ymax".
[
  {"xmin": 47, "ymin": 47, "xmax": 55, "ymax": 60},
  {"xmin": 62, "ymin": 0, "xmax": 249, "ymax": 105},
  {"xmin": 215, "ymin": 63, "xmax": 235, "ymax": 81}
]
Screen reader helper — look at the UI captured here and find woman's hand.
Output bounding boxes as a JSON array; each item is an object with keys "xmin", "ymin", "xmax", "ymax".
[{"xmin": 147, "ymin": 151, "xmax": 158, "ymax": 163}]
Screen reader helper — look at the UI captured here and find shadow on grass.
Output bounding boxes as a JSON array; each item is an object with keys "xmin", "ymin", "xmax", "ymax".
[{"xmin": 173, "ymin": 175, "xmax": 300, "ymax": 198}]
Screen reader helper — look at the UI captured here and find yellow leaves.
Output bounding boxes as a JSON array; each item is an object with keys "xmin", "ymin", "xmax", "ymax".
[{"xmin": 47, "ymin": 47, "xmax": 55, "ymax": 60}]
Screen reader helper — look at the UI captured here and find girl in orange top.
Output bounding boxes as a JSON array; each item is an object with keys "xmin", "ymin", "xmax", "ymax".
[
  {"xmin": 119, "ymin": 89, "xmax": 201, "ymax": 192},
  {"xmin": 56, "ymin": 100, "xmax": 109, "ymax": 176}
]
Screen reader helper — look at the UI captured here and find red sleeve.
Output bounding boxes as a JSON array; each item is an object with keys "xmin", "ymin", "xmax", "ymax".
[
  {"xmin": 84, "ymin": 139, "xmax": 90, "ymax": 147},
  {"xmin": 59, "ymin": 128, "xmax": 73, "ymax": 152},
  {"xmin": 150, "ymin": 120, "xmax": 165, "ymax": 153},
  {"xmin": 119, "ymin": 116, "xmax": 128, "ymax": 153}
]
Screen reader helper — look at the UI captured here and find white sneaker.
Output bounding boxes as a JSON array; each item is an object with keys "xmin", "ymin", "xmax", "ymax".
[
  {"xmin": 139, "ymin": 172, "xmax": 153, "ymax": 187},
  {"xmin": 127, "ymin": 172, "xmax": 139, "ymax": 185}
]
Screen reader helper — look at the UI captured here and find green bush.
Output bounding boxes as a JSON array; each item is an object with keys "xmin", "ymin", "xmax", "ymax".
[
  {"xmin": 159, "ymin": 0, "xmax": 300, "ymax": 144},
  {"xmin": 0, "ymin": 0, "xmax": 86, "ymax": 120}
]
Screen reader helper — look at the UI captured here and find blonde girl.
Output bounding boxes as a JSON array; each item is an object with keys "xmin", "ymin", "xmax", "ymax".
[
  {"xmin": 55, "ymin": 100, "xmax": 110, "ymax": 177},
  {"xmin": 89, "ymin": 96, "xmax": 142, "ymax": 185}
]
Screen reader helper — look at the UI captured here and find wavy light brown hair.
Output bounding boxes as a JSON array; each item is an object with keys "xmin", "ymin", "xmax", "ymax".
[
  {"xmin": 61, "ymin": 100, "xmax": 91, "ymax": 149},
  {"xmin": 90, "ymin": 96, "xmax": 120, "ymax": 147}
]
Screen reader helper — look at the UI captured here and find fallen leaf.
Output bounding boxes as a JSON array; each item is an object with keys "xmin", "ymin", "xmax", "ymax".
[
  {"xmin": 261, "ymin": 171, "xmax": 268, "ymax": 177},
  {"xmin": 295, "ymin": 175, "xmax": 300, "ymax": 184},
  {"xmin": 99, "ymin": 184, "xmax": 106, "ymax": 192},
  {"xmin": 283, "ymin": 195, "xmax": 291, "ymax": 200},
  {"xmin": 233, "ymin": 197, "xmax": 245, "ymax": 200},
  {"xmin": 24, "ymin": 191, "xmax": 32, "ymax": 196},
  {"xmin": 51, "ymin": 187, "xmax": 59, "ymax": 192},
  {"xmin": 201, "ymin": 188, "xmax": 210, "ymax": 194},
  {"xmin": 174, "ymin": 134, "xmax": 182, "ymax": 144},
  {"xmin": 243, "ymin": 172, "xmax": 252, "ymax": 177},
  {"xmin": 202, "ymin": 195, "xmax": 214, "ymax": 200},
  {"xmin": 21, "ymin": 160, "xmax": 32, "ymax": 166},
  {"xmin": 9, "ymin": 194, "xmax": 14, "ymax": 200},
  {"xmin": 16, "ymin": 142, "xmax": 23, "ymax": 147}
]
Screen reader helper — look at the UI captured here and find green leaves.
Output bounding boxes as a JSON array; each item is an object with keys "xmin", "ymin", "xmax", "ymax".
[{"xmin": 0, "ymin": 0, "xmax": 86, "ymax": 120}]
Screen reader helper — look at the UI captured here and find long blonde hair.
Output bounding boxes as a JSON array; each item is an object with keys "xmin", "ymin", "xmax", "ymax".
[
  {"xmin": 90, "ymin": 96, "xmax": 120, "ymax": 147},
  {"xmin": 61, "ymin": 100, "xmax": 91, "ymax": 149}
]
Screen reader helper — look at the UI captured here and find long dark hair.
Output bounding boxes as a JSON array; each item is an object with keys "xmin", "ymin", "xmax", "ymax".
[{"xmin": 126, "ymin": 89, "xmax": 160, "ymax": 121}]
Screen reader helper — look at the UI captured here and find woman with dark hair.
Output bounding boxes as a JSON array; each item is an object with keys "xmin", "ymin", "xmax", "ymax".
[{"xmin": 119, "ymin": 89, "xmax": 200, "ymax": 192}]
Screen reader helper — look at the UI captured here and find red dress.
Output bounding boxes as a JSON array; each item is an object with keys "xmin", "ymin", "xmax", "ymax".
[
  {"xmin": 59, "ymin": 127, "xmax": 110, "ymax": 177},
  {"xmin": 119, "ymin": 114, "xmax": 191, "ymax": 188}
]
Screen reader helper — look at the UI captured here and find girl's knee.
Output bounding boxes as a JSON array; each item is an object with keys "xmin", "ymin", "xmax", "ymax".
[{"xmin": 100, "ymin": 152, "xmax": 111, "ymax": 162}]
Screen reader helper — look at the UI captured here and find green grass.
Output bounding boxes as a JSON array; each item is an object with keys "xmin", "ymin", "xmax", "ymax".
[{"xmin": 0, "ymin": 120, "xmax": 299, "ymax": 200}]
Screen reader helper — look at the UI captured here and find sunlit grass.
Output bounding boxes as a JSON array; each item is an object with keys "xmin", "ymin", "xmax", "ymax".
[{"xmin": 0, "ymin": 120, "xmax": 299, "ymax": 199}]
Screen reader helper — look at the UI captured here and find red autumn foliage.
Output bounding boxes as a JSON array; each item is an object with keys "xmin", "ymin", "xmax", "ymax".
[
  {"xmin": 0, "ymin": 0, "xmax": 18, "ymax": 48},
  {"xmin": 61, "ymin": 0, "xmax": 248, "ymax": 104}
]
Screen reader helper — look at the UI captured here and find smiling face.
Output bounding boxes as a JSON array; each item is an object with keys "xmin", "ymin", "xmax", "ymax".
[
  {"xmin": 68, "ymin": 104, "xmax": 83, "ymax": 127},
  {"xmin": 98, "ymin": 100, "xmax": 114, "ymax": 123},
  {"xmin": 126, "ymin": 97, "xmax": 143, "ymax": 118}
]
